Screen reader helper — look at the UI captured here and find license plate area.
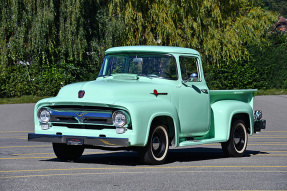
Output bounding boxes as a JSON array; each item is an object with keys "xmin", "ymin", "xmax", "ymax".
[{"xmin": 66, "ymin": 137, "xmax": 84, "ymax": 145}]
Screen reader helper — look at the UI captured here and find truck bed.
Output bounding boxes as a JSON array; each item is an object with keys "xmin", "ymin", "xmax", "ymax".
[{"xmin": 209, "ymin": 89, "xmax": 257, "ymax": 108}]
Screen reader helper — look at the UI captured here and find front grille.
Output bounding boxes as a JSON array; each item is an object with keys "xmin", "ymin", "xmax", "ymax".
[
  {"xmin": 49, "ymin": 105, "xmax": 113, "ymax": 112},
  {"xmin": 47, "ymin": 105, "xmax": 114, "ymax": 128},
  {"xmin": 52, "ymin": 116, "xmax": 78, "ymax": 123},
  {"xmin": 50, "ymin": 111, "xmax": 113, "ymax": 125}
]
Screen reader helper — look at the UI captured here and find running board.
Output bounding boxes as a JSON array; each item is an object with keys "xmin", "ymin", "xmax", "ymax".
[{"xmin": 179, "ymin": 138, "xmax": 226, "ymax": 147}]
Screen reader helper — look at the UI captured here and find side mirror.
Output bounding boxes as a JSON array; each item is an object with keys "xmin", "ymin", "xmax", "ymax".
[{"xmin": 190, "ymin": 73, "xmax": 198, "ymax": 82}]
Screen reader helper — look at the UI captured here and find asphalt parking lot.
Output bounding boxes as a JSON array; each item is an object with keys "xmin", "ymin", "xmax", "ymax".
[{"xmin": 0, "ymin": 95, "xmax": 286, "ymax": 190}]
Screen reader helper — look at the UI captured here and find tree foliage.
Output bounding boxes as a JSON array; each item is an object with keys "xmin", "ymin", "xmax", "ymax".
[
  {"xmin": 263, "ymin": 0, "xmax": 287, "ymax": 17},
  {"xmin": 109, "ymin": 0, "xmax": 278, "ymax": 66},
  {"xmin": 0, "ymin": 0, "xmax": 114, "ymax": 97},
  {"xmin": 0, "ymin": 0, "xmax": 285, "ymax": 98}
]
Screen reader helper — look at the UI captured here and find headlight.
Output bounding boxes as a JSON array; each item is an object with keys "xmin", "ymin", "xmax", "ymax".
[
  {"xmin": 37, "ymin": 108, "xmax": 51, "ymax": 123},
  {"xmin": 112, "ymin": 110, "xmax": 129, "ymax": 128}
]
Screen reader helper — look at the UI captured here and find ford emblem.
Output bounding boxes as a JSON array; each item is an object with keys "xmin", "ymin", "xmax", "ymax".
[{"xmin": 78, "ymin": 90, "xmax": 85, "ymax": 98}]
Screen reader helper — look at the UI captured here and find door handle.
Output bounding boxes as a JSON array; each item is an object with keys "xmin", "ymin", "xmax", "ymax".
[{"xmin": 201, "ymin": 89, "xmax": 208, "ymax": 94}]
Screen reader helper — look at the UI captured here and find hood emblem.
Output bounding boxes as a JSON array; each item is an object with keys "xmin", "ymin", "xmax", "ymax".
[
  {"xmin": 75, "ymin": 112, "xmax": 87, "ymax": 118},
  {"xmin": 151, "ymin": 89, "xmax": 168, "ymax": 97},
  {"xmin": 74, "ymin": 112, "xmax": 87, "ymax": 122},
  {"xmin": 78, "ymin": 90, "xmax": 85, "ymax": 98}
]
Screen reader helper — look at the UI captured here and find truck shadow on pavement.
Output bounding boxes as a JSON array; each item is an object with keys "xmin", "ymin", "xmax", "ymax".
[{"xmin": 43, "ymin": 147, "xmax": 265, "ymax": 166}]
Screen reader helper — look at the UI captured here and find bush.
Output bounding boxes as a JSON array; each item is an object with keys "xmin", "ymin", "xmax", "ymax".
[
  {"xmin": 0, "ymin": 0, "xmax": 118, "ymax": 98},
  {"xmin": 205, "ymin": 31, "xmax": 287, "ymax": 90},
  {"xmin": 0, "ymin": 0, "xmax": 285, "ymax": 98}
]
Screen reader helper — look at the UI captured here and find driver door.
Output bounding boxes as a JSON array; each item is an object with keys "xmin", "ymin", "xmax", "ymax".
[{"xmin": 178, "ymin": 56, "xmax": 210, "ymax": 137}]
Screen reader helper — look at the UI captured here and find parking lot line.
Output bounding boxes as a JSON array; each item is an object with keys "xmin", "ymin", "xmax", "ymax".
[
  {"xmin": 12, "ymin": 153, "xmax": 54, "ymax": 155},
  {"xmin": 2, "ymin": 150, "xmax": 285, "ymax": 160},
  {"xmin": 0, "ymin": 145, "xmax": 50, "ymax": 148},
  {"xmin": 204, "ymin": 143, "xmax": 287, "ymax": 145},
  {"xmin": 252, "ymin": 154, "xmax": 287, "ymax": 156},
  {"xmin": 249, "ymin": 137, "xmax": 287, "ymax": 139},
  {"xmin": 0, "ymin": 157, "xmax": 53, "ymax": 160},
  {"xmin": 1, "ymin": 170, "xmax": 287, "ymax": 179},
  {"xmin": 249, "ymin": 143, "xmax": 287, "ymax": 145},
  {"xmin": 0, "ymin": 136, "xmax": 27, "ymax": 138},
  {"xmin": 252, "ymin": 134, "xmax": 287, "ymax": 136},
  {"xmin": 0, "ymin": 131, "xmax": 33, "ymax": 133},
  {"xmin": 254, "ymin": 142, "xmax": 287, "ymax": 144},
  {"xmin": 1, "ymin": 165, "xmax": 287, "ymax": 173},
  {"xmin": 11, "ymin": 151, "xmax": 114, "ymax": 156}
]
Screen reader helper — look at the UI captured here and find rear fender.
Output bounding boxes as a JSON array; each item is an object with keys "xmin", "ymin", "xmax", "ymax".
[{"xmin": 211, "ymin": 100, "xmax": 254, "ymax": 141}]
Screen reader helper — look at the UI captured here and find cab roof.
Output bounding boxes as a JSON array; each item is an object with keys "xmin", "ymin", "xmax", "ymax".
[{"xmin": 105, "ymin": 46, "xmax": 200, "ymax": 56}]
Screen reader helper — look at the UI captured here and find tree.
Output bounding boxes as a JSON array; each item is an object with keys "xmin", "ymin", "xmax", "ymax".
[
  {"xmin": 263, "ymin": 0, "xmax": 287, "ymax": 17},
  {"xmin": 109, "ymin": 0, "xmax": 278, "ymax": 66},
  {"xmin": 0, "ymin": 0, "xmax": 283, "ymax": 97},
  {"xmin": 0, "ymin": 0, "xmax": 120, "ymax": 97}
]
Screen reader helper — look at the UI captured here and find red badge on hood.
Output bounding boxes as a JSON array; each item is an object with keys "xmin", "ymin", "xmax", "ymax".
[
  {"xmin": 78, "ymin": 90, "xmax": 85, "ymax": 98},
  {"xmin": 151, "ymin": 89, "xmax": 168, "ymax": 97}
]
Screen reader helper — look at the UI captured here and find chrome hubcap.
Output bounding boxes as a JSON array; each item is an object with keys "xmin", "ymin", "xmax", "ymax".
[{"xmin": 152, "ymin": 136, "xmax": 160, "ymax": 150}]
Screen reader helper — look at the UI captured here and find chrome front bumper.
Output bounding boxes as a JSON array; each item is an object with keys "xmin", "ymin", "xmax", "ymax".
[
  {"xmin": 254, "ymin": 119, "xmax": 266, "ymax": 133},
  {"xmin": 28, "ymin": 133, "xmax": 129, "ymax": 147}
]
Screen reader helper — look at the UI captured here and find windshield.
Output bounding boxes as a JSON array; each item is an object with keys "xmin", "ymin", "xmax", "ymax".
[{"xmin": 98, "ymin": 54, "xmax": 178, "ymax": 80}]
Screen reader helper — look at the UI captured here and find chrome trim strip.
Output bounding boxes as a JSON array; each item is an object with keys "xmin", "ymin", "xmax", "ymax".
[
  {"xmin": 50, "ymin": 111, "xmax": 112, "ymax": 118},
  {"xmin": 28, "ymin": 133, "xmax": 129, "ymax": 147},
  {"xmin": 49, "ymin": 110, "xmax": 113, "ymax": 125}
]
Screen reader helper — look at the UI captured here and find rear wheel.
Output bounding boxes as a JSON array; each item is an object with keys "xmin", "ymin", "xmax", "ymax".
[
  {"xmin": 139, "ymin": 125, "xmax": 169, "ymax": 165},
  {"xmin": 221, "ymin": 120, "xmax": 248, "ymax": 157},
  {"xmin": 53, "ymin": 143, "xmax": 84, "ymax": 161}
]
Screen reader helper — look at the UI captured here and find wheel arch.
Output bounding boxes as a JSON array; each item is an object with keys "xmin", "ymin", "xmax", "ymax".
[
  {"xmin": 211, "ymin": 100, "xmax": 254, "ymax": 141},
  {"xmin": 144, "ymin": 112, "xmax": 179, "ymax": 147},
  {"xmin": 113, "ymin": 99, "xmax": 180, "ymax": 147},
  {"xmin": 150, "ymin": 115, "xmax": 176, "ymax": 146},
  {"xmin": 231, "ymin": 113, "xmax": 251, "ymax": 134}
]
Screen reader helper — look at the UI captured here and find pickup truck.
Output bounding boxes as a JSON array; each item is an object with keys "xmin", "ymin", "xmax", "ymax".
[{"xmin": 28, "ymin": 46, "xmax": 266, "ymax": 165}]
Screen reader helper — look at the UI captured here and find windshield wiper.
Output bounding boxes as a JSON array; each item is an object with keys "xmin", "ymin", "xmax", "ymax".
[
  {"xmin": 137, "ymin": 74, "xmax": 158, "ymax": 79},
  {"xmin": 147, "ymin": 74, "xmax": 159, "ymax": 79},
  {"xmin": 98, "ymin": 75, "xmax": 111, "ymax": 78},
  {"xmin": 138, "ymin": 74, "xmax": 147, "ymax": 77}
]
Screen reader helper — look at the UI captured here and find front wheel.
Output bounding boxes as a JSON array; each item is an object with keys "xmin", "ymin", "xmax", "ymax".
[
  {"xmin": 139, "ymin": 125, "xmax": 169, "ymax": 165},
  {"xmin": 53, "ymin": 143, "xmax": 84, "ymax": 161},
  {"xmin": 221, "ymin": 120, "xmax": 248, "ymax": 157}
]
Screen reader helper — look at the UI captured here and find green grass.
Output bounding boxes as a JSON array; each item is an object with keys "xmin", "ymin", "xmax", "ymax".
[
  {"xmin": 0, "ymin": 95, "xmax": 49, "ymax": 104},
  {"xmin": 255, "ymin": 89, "xmax": 287, "ymax": 96},
  {"xmin": 0, "ymin": 89, "xmax": 286, "ymax": 104}
]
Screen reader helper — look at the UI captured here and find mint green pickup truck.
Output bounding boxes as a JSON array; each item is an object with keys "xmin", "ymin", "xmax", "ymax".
[{"xmin": 28, "ymin": 46, "xmax": 266, "ymax": 164}]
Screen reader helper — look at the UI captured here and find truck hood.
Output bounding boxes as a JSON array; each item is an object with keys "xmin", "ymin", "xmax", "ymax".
[{"xmin": 54, "ymin": 78, "xmax": 171, "ymax": 105}]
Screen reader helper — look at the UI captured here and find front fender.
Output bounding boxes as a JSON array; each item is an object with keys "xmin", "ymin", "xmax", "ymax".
[
  {"xmin": 211, "ymin": 100, "xmax": 253, "ymax": 142},
  {"xmin": 114, "ymin": 99, "xmax": 179, "ymax": 147}
]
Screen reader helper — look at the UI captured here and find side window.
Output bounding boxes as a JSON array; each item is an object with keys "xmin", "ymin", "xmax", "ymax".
[{"xmin": 179, "ymin": 56, "xmax": 200, "ymax": 82}]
